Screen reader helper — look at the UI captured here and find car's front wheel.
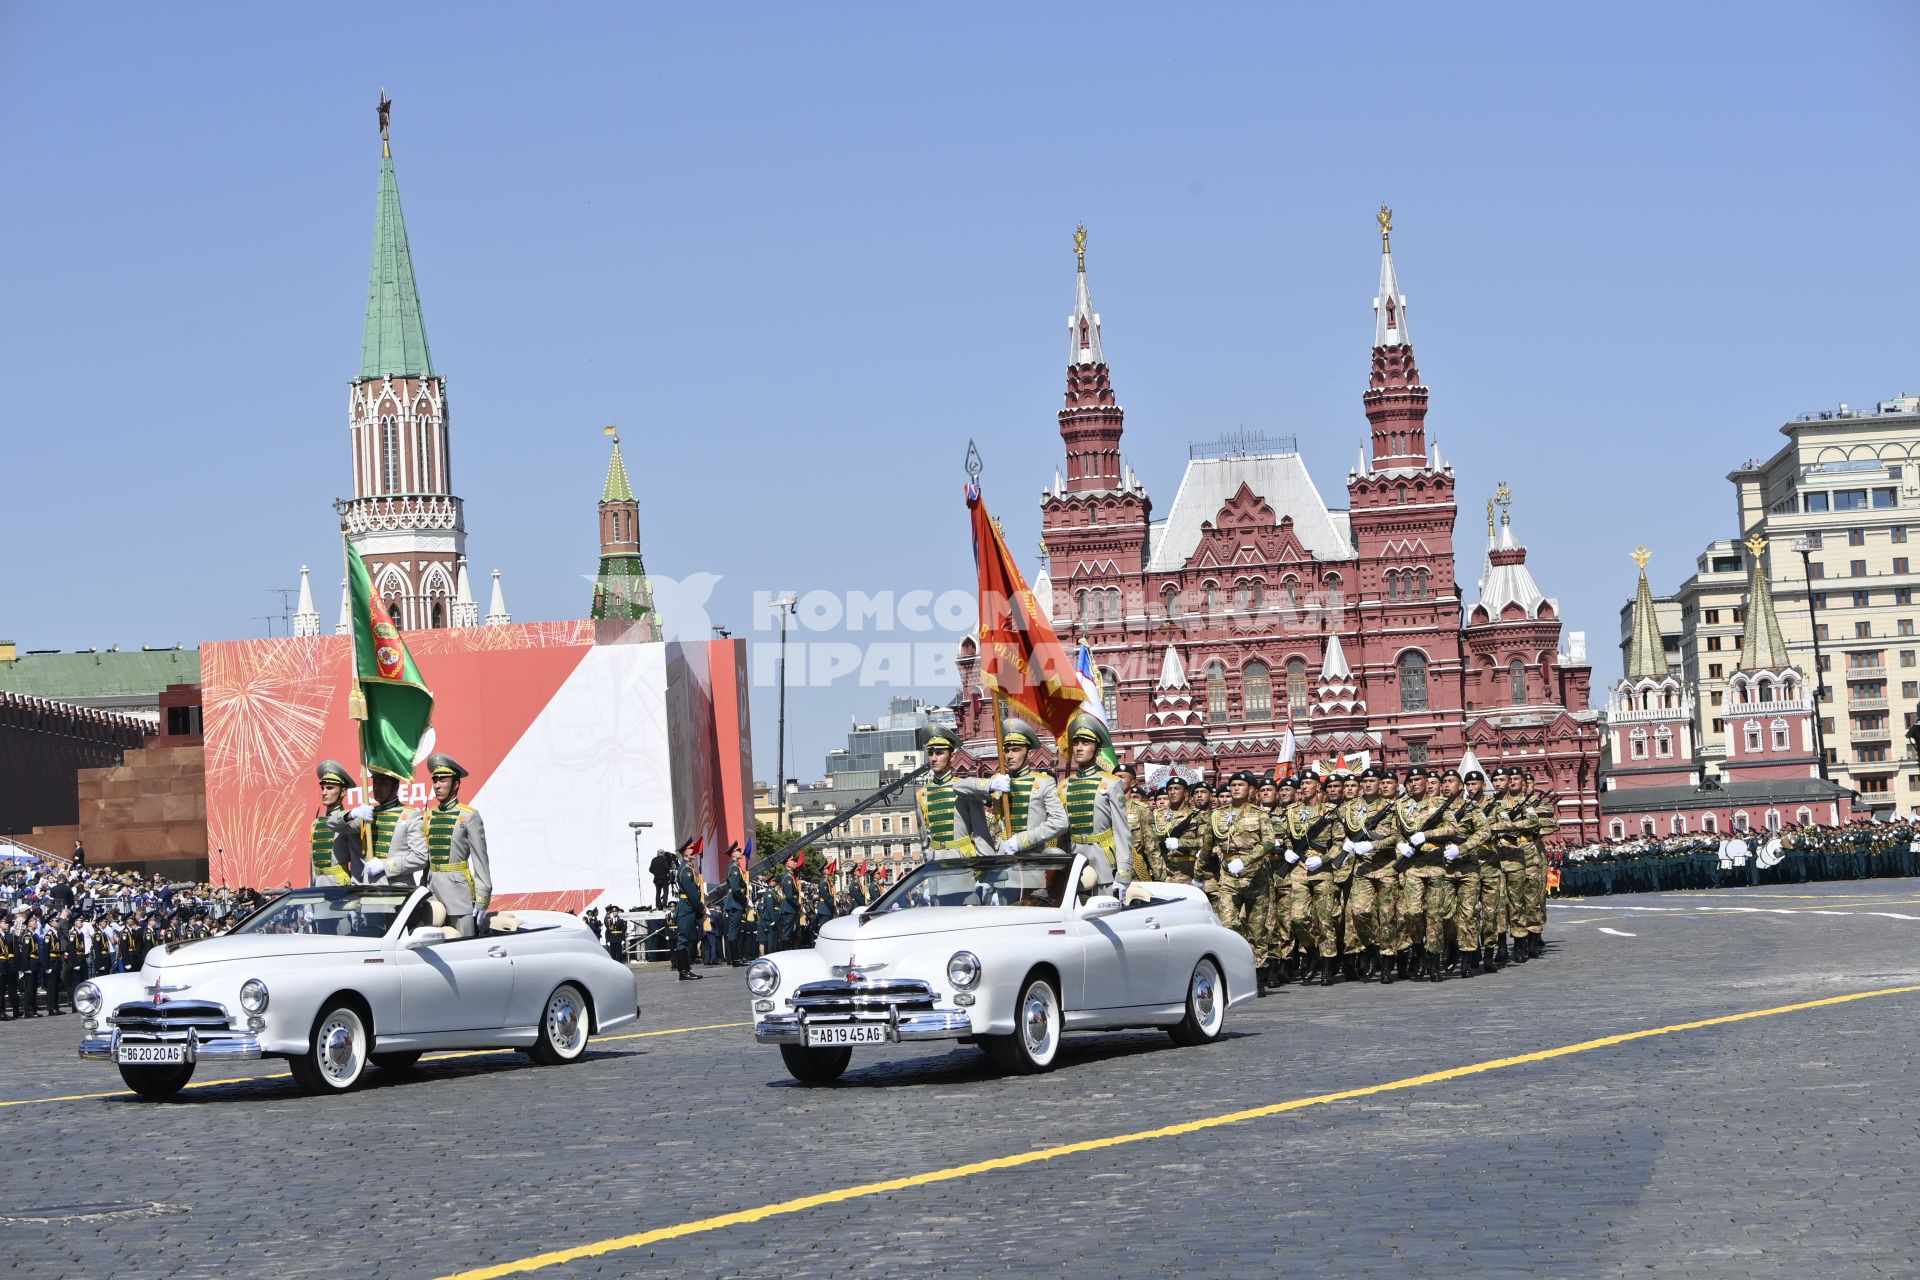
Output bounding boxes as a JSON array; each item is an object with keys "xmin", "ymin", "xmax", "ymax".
[
  {"xmin": 1169, "ymin": 956, "xmax": 1227, "ymax": 1046},
  {"xmin": 118, "ymin": 1062, "xmax": 195, "ymax": 1099},
  {"xmin": 778, "ymin": 1043, "xmax": 851, "ymax": 1084},
  {"xmin": 527, "ymin": 983, "xmax": 590, "ymax": 1066},
  {"xmin": 985, "ymin": 972, "xmax": 1061, "ymax": 1074},
  {"xmin": 289, "ymin": 1000, "xmax": 370, "ymax": 1094}
]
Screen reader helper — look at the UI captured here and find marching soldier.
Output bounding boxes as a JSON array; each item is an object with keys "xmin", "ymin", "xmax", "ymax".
[
  {"xmin": 916, "ymin": 724, "xmax": 990, "ymax": 860},
  {"xmin": 1204, "ymin": 771, "xmax": 1272, "ymax": 991},
  {"xmin": 309, "ymin": 759, "xmax": 360, "ymax": 886},
  {"xmin": 1496, "ymin": 769, "xmax": 1557, "ymax": 960},
  {"xmin": 1341, "ymin": 768, "xmax": 1401, "ymax": 983},
  {"xmin": 1119, "ymin": 765, "xmax": 1155, "ymax": 884},
  {"xmin": 1276, "ymin": 771, "xmax": 1346, "ymax": 986},
  {"xmin": 1389, "ymin": 767, "xmax": 1461, "ymax": 982},
  {"xmin": 1261, "ymin": 776, "xmax": 1296, "ymax": 978},
  {"xmin": 387, "ymin": 754, "xmax": 493, "ymax": 937},
  {"xmin": 952, "ymin": 718, "xmax": 1068, "ymax": 855},
  {"xmin": 1151, "ymin": 772, "xmax": 1204, "ymax": 883},
  {"xmin": 330, "ymin": 768, "xmax": 426, "ymax": 887},
  {"xmin": 1442, "ymin": 767, "xmax": 1499, "ymax": 977},
  {"xmin": 1060, "ymin": 713, "xmax": 1132, "ymax": 895}
]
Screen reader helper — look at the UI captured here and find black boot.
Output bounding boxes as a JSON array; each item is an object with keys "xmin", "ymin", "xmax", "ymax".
[
  {"xmin": 1458, "ymin": 949, "xmax": 1478, "ymax": 979},
  {"xmin": 1378, "ymin": 952, "xmax": 1396, "ymax": 985},
  {"xmin": 1318, "ymin": 955, "xmax": 1337, "ymax": 986},
  {"xmin": 1428, "ymin": 951, "xmax": 1446, "ymax": 982},
  {"xmin": 1511, "ymin": 934, "xmax": 1530, "ymax": 964},
  {"xmin": 1256, "ymin": 965, "xmax": 1269, "ymax": 998},
  {"xmin": 1494, "ymin": 937, "xmax": 1510, "ymax": 967}
]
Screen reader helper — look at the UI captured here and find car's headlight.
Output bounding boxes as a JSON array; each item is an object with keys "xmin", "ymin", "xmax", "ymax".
[
  {"xmin": 746, "ymin": 959, "xmax": 779, "ymax": 997},
  {"xmin": 947, "ymin": 951, "xmax": 982, "ymax": 990},
  {"xmin": 239, "ymin": 979, "xmax": 270, "ymax": 1014},
  {"xmin": 73, "ymin": 982, "xmax": 102, "ymax": 1016}
]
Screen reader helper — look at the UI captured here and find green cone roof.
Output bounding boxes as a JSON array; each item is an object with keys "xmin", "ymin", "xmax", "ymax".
[
  {"xmin": 603, "ymin": 440, "xmax": 634, "ymax": 503},
  {"xmin": 1625, "ymin": 568, "xmax": 1668, "ymax": 681},
  {"xmin": 360, "ymin": 155, "xmax": 435, "ymax": 380},
  {"xmin": 1740, "ymin": 549, "xmax": 1794, "ymax": 671}
]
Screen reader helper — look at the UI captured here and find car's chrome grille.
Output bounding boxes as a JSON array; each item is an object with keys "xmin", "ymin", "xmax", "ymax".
[
  {"xmin": 790, "ymin": 979, "xmax": 935, "ymax": 1016},
  {"xmin": 111, "ymin": 1000, "xmax": 232, "ymax": 1035}
]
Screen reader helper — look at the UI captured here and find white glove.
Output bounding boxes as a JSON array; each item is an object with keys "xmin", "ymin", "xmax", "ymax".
[
  {"xmin": 1226, "ymin": 858, "xmax": 1245, "ymax": 877},
  {"xmin": 1303, "ymin": 855, "xmax": 1324, "ymax": 873},
  {"xmin": 1284, "ymin": 850, "xmax": 1300, "ymax": 865},
  {"xmin": 1396, "ymin": 842, "xmax": 1414, "ymax": 859},
  {"xmin": 349, "ymin": 805, "xmax": 374, "ymax": 822},
  {"xmin": 987, "ymin": 774, "xmax": 1011, "ymax": 795},
  {"xmin": 1442, "ymin": 847, "xmax": 1461, "ymax": 862},
  {"xmin": 1410, "ymin": 832, "xmax": 1427, "ymax": 848},
  {"xmin": 1341, "ymin": 839, "xmax": 1356, "ymax": 854},
  {"xmin": 996, "ymin": 838, "xmax": 1020, "ymax": 855},
  {"xmin": 1164, "ymin": 838, "xmax": 1180, "ymax": 851},
  {"xmin": 1356, "ymin": 841, "xmax": 1375, "ymax": 856},
  {"xmin": 362, "ymin": 857, "xmax": 387, "ymax": 879}
]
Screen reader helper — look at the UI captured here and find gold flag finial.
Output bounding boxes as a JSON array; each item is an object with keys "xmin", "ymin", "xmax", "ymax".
[
  {"xmin": 603, "ymin": 424, "xmax": 620, "ymax": 445},
  {"xmin": 1377, "ymin": 203, "xmax": 1393, "ymax": 249},
  {"xmin": 1036, "ymin": 537, "xmax": 1050, "ymax": 567},
  {"xmin": 1745, "ymin": 533, "xmax": 1769, "ymax": 558},
  {"xmin": 1074, "ymin": 223, "xmax": 1088, "ymax": 271},
  {"xmin": 378, "ymin": 89, "xmax": 392, "ymax": 158},
  {"xmin": 1631, "ymin": 546, "xmax": 1653, "ymax": 571}
]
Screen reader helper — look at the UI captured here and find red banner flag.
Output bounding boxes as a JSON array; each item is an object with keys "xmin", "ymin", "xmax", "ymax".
[{"xmin": 967, "ymin": 485, "xmax": 1087, "ymax": 742}]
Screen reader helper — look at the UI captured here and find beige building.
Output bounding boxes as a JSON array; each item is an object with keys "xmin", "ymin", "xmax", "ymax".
[{"xmin": 1624, "ymin": 394, "xmax": 1920, "ymax": 815}]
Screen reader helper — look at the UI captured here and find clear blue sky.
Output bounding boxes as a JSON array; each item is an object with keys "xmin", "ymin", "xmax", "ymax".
[{"xmin": 2, "ymin": 3, "xmax": 1915, "ymax": 784}]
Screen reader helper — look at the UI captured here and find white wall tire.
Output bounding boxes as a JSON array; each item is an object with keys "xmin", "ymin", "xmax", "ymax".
[
  {"xmin": 290, "ymin": 1001, "xmax": 370, "ymax": 1094},
  {"xmin": 528, "ymin": 983, "xmax": 591, "ymax": 1065},
  {"xmin": 986, "ymin": 973, "xmax": 1061, "ymax": 1074},
  {"xmin": 1170, "ymin": 957, "xmax": 1227, "ymax": 1046}
]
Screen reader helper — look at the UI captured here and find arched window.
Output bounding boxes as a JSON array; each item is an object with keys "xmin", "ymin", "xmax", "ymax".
[
  {"xmin": 1415, "ymin": 568, "xmax": 1431, "ymax": 600},
  {"xmin": 1770, "ymin": 718, "xmax": 1790, "ymax": 751},
  {"xmin": 1323, "ymin": 574, "xmax": 1343, "ymax": 607},
  {"xmin": 1204, "ymin": 582, "xmax": 1221, "ymax": 616},
  {"xmin": 1098, "ymin": 668, "xmax": 1120, "ymax": 725},
  {"xmin": 1765, "ymin": 809, "xmax": 1782, "ymax": 832},
  {"xmin": 1076, "ymin": 590, "xmax": 1091, "ymax": 626},
  {"xmin": 1795, "ymin": 807, "xmax": 1812, "ymax": 825},
  {"xmin": 1509, "ymin": 658, "xmax": 1526, "ymax": 705},
  {"xmin": 1755, "ymin": 677, "xmax": 1772, "ymax": 704},
  {"xmin": 1655, "ymin": 726, "xmax": 1674, "ymax": 758},
  {"xmin": 1205, "ymin": 661, "xmax": 1229, "ymax": 723},
  {"xmin": 1743, "ymin": 721, "xmax": 1762, "ymax": 753},
  {"xmin": 1162, "ymin": 584, "xmax": 1180, "ymax": 621},
  {"xmin": 1703, "ymin": 814, "xmax": 1718, "ymax": 833},
  {"xmin": 1630, "ymin": 728, "xmax": 1649, "ymax": 759},
  {"xmin": 380, "ymin": 417, "xmax": 400, "ymax": 493},
  {"xmin": 1398, "ymin": 650, "xmax": 1429, "ymax": 712},
  {"xmin": 1641, "ymin": 818, "xmax": 1657, "ymax": 837},
  {"xmin": 1608, "ymin": 819, "xmax": 1626, "ymax": 839},
  {"xmin": 1670, "ymin": 814, "xmax": 1687, "ymax": 835},
  {"xmin": 1385, "ymin": 571, "xmax": 1401, "ymax": 601},
  {"xmin": 1286, "ymin": 657, "xmax": 1308, "ymax": 710},
  {"xmin": 1233, "ymin": 580, "xmax": 1252, "ymax": 612},
  {"xmin": 1243, "ymin": 660, "xmax": 1272, "ymax": 722},
  {"xmin": 611, "ymin": 512, "xmax": 622, "ymax": 543},
  {"xmin": 1733, "ymin": 811, "xmax": 1750, "ymax": 833}
]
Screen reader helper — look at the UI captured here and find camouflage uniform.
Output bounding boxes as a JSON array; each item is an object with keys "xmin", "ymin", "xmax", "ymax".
[{"xmin": 1205, "ymin": 794, "xmax": 1271, "ymax": 966}]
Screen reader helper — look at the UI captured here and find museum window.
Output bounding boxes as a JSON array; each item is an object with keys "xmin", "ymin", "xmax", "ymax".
[
  {"xmin": 1407, "ymin": 742, "xmax": 1429, "ymax": 766},
  {"xmin": 1205, "ymin": 661, "xmax": 1229, "ymax": 723},
  {"xmin": 1797, "ymin": 807, "xmax": 1814, "ymax": 824},
  {"xmin": 1608, "ymin": 820, "xmax": 1625, "ymax": 839},
  {"xmin": 1771, "ymin": 718, "xmax": 1790, "ymax": 751},
  {"xmin": 1766, "ymin": 810, "xmax": 1783, "ymax": 832},
  {"xmin": 1397, "ymin": 650, "xmax": 1429, "ymax": 712},
  {"xmin": 1287, "ymin": 657, "xmax": 1308, "ymax": 710},
  {"xmin": 1509, "ymin": 658, "xmax": 1526, "ymax": 705},
  {"xmin": 1204, "ymin": 582, "xmax": 1222, "ymax": 615},
  {"xmin": 1670, "ymin": 815, "xmax": 1686, "ymax": 835},
  {"xmin": 1641, "ymin": 819, "xmax": 1657, "ymax": 837},
  {"xmin": 1630, "ymin": 728, "xmax": 1649, "ymax": 760},
  {"xmin": 1733, "ymin": 811, "xmax": 1750, "ymax": 833},
  {"xmin": 1703, "ymin": 814, "xmax": 1718, "ymax": 833},
  {"xmin": 1162, "ymin": 584, "xmax": 1181, "ymax": 621},
  {"xmin": 1655, "ymin": 726, "xmax": 1674, "ymax": 758},
  {"xmin": 1099, "ymin": 668, "xmax": 1120, "ymax": 725},
  {"xmin": 1242, "ymin": 660, "xmax": 1272, "ymax": 722},
  {"xmin": 1743, "ymin": 722, "xmax": 1762, "ymax": 753}
]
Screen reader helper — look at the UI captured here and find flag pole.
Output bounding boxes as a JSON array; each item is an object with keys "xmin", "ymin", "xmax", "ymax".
[
  {"xmin": 338, "ymin": 516, "xmax": 373, "ymax": 869},
  {"xmin": 990, "ymin": 689, "xmax": 1013, "ymax": 840}
]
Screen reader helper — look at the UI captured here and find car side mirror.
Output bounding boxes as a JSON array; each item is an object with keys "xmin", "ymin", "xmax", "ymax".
[
  {"xmin": 405, "ymin": 926, "xmax": 449, "ymax": 947},
  {"xmin": 850, "ymin": 904, "xmax": 869, "ymax": 918},
  {"xmin": 1078, "ymin": 895, "xmax": 1121, "ymax": 918}
]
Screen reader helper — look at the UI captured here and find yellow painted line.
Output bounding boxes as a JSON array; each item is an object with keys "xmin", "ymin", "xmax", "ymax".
[
  {"xmin": 0, "ymin": 1020, "xmax": 747, "ymax": 1110},
  {"xmin": 437, "ymin": 983, "xmax": 1920, "ymax": 1280}
]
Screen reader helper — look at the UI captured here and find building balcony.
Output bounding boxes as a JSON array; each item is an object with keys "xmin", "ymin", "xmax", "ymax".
[
  {"xmin": 1848, "ymin": 723, "xmax": 1893, "ymax": 743},
  {"xmin": 1846, "ymin": 694, "xmax": 1890, "ymax": 710},
  {"xmin": 1843, "ymin": 663, "xmax": 1887, "ymax": 679}
]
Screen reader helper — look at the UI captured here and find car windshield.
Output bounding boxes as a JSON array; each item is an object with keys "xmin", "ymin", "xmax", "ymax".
[
  {"xmin": 227, "ymin": 886, "xmax": 416, "ymax": 939},
  {"xmin": 869, "ymin": 856, "xmax": 1073, "ymax": 912}
]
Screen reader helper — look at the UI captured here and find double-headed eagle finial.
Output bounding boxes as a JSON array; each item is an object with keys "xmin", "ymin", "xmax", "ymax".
[
  {"xmin": 1631, "ymin": 546, "xmax": 1653, "ymax": 571},
  {"xmin": 1074, "ymin": 223, "xmax": 1088, "ymax": 271}
]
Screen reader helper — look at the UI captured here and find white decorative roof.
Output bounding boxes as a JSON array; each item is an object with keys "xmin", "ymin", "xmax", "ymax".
[
  {"xmin": 1157, "ymin": 643, "xmax": 1188, "ymax": 689},
  {"xmin": 1068, "ymin": 256, "xmax": 1103, "ymax": 366},
  {"xmin": 1374, "ymin": 241, "xmax": 1409, "ymax": 348},
  {"xmin": 485, "ymin": 569, "xmax": 511, "ymax": 627},
  {"xmin": 293, "ymin": 566, "xmax": 321, "ymax": 638},
  {"xmin": 1320, "ymin": 632, "xmax": 1352, "ymax": 680},
  {"xmin": 1032, "ymin": 567, "xmax": 1054, "ymax": 624},
  {"xmin": 1457, "ymin": 747, "xmax": 1485, "ymax": 778},
  {"xmin": 1146, "ymin": 452, "xmax": 1355, "ymax": 572},
  {"xmin": 334, "ymin": 577, "xmax": 351, "ymax": 635},
  {"xmin": 1475, "ymin": 519, "xmax": 1555, "ymax": 621}
]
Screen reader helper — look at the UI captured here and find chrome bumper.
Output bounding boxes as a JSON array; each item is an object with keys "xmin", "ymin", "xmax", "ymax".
[
  {"xmin": 80, "ymin": 1028, "xmax": 265, "ymax": 1063},
  {"xmin": 754, "ymin": 1010, "xmax": 973, "ymax": 1045}
]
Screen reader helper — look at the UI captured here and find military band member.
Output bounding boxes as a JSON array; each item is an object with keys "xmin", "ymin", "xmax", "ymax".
[
  {"xmin": 951, "ymin": 718, "xmax": 1068, "ymax": 855},
  {"xmin": 331, "ymin": 768, "xmax": 426, "ymax": 887},
  {"xmin": 309, "ymin": 759, "xmax": 360, "ymax": 886},
  {"xmin": 385, "ymin": 754, "xmax": 492, "ymax": 937},
  {"xmin": 916, "ymin": 724, "xmax": 989, "ymax": 860},
  {"xmin": 1061, "ymin": 714, "xmax": 1132, "ymax": 895}
]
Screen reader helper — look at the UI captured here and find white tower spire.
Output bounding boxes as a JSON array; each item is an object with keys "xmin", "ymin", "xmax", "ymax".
[
  {"xmin": 334, "ymin": 577, "xmax": 351, "ymax": 635},
  {"xmin": 485, "ymin": 569, "xmax": 512, "ymax": 626},
  {"xmin": 1373, "ymin": 208, "xmax": 1410, "ymax": 349},
  {"xmin": 1067, "ymin": 223, "xmax": 1104, "ymax": 366},
  {"xmin": 452, "ymin": 558, "xmax": 479, "ymax": 628},
  {"xmin": 293, "ymin": 566, "xmax": 321, "ymax": 637}
]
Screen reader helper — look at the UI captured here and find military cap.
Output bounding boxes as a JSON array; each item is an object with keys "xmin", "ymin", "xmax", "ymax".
[
  {"xmin": 1164, "ymin": 772, "xmax": 1190, "ymax": 790},
  {"xmin": 1460, "ymin": 768, "xmax": 1487, "ymax": 782},
  {"xmin": 999, "ymin": 718, "xmax": 1042, "ymax": 749},
  {"xmin": 1279, "ymin": 775, "xmax": 1301, "ymax": 790},
  {"xmin": 1226, "ymin": 769, "xmax": 1258, "ymax": 786},
  {"xmin": 1192, "ymin": 779, "xmax": 1214, "ymax": 793},
  {"xmin": 315, "ymin": 759, "xmax": 353, "ymax": 787},
  {"xmin": 1117, "ymin": 761, "xmax": 1137, "ymax": 776},
  {"xmin": 1403, "ymin": 765, "xmax": 1430, "ymax": 780},
  {"xmin": 426, "ymin": 753, "xmax": 468, "ymax": 780},
  {"xmin": 1066, "ymin": 711, "xmax": 1112, "ymax": 749},
  {"xmin": 917, "ymin": 723, "xmax": 959, "ymax": 753},
  {"xmin": 1361, "ymin": 766, "xmax": 1388, "ymax": 780}
]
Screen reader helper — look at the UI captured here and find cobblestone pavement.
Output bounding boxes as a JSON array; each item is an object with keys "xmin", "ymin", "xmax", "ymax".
[{"xmin": 4, "ymin": 879, "xmax": 1919, "ymax": 1278}]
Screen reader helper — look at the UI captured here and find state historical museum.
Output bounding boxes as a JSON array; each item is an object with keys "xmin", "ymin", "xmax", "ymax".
[{"xmin": 955, "ymin": 214, "xmax": 1603, "ymax": 845}]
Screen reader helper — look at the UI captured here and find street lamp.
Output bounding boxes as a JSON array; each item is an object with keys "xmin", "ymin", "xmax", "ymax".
[
  {"xmin": 1791, "ymin": 536, "xmax": 1830, "ymax": 781},
  {"xmin": 773, "ymin": 592, "xmax": 798, "ymax": 832},
  {"xmin": 628, "ymin": 820, "xmax": 653, "ymax": 908}
]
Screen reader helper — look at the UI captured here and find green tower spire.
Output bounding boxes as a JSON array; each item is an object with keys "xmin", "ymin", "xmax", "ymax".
[{"xmin": 359, "ymin": 132, "xmax": 435, "ymax": 381}]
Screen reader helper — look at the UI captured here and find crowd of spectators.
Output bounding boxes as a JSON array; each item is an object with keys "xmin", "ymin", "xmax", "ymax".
[{"xmin": 1557, "ymin": 819, "xmax": 1920, "ymax": 897}]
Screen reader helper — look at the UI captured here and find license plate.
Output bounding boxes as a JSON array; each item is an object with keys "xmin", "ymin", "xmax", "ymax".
[
  {"xmin": 805, "ymin": 1023, "xmax": 888, "ymax": 1047},
  {"xmin": 116, "ymin": 1043, "xmax": 186, "ymax": 1065}
]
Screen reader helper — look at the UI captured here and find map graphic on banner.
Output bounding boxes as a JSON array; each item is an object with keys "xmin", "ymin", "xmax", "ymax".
[{"xmin": 201, "ymin": 625, "xmax": 750, "ymax": 910}]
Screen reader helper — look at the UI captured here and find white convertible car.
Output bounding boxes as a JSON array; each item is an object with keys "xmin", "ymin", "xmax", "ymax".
[
  {"xmin": 748, "ymin": 852, "xmax": 1257, "ymax": 1083},
  {"xmin": 76, "ymin": 884, "xmax": 638, "ymax": 1098}
]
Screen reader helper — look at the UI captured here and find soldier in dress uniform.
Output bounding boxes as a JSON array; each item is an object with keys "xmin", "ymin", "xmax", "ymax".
[
  {"xmin": 1060, "ymin": 713, "xmax": 1132, "ymax": 896},
  {"xmin": 1151, "ymin": 772, "xmax": 1204, "ymax": 883},
  {"xmin": 1490, "ymin": 768, "xmax": 1556, "ymax": 961},
  {"xmin": 915, "ymin": 724, "xmax": 991, "ymax": 860},
  {"xmin": 1261, "ymin": 775, "xmax": 1300, "ymax": 980},
  {"xmin": 772, "ymin": 856, "xmax": 802, "ymax": 951},
  {"xmin": 1341, "ymin": 768, "xmax": 1401, "ymax": 983},
  {"xmin": 1277, "ymin": 771, "xmax": 1346, "ymax": 985},
  {"xmin": 1190, "ymin": 780, "xmax": 1215, "ymax": 815},
  {"xmin": 386, "ymin": 754, "xmax": 492, "ymax": 937},
  {"xmin": 722, "ymin": 847, "xmax": 749, "ymax": 965},
  {"xmin": 672, "ymin": 848, "xmax": 705, "ymax": 980},
  {"xmin": 308, "ymin": 759, "xmax": 360, "ymax": 886},
  {"xmin": 330, "ymin": 767, "xmax": 426, "ymax": 888},
  {"xmin": 1438, "ymin": 766, "xmax": 1498, "ymax": 976},
  {"xmin": 1388, "ymin": 767, "xmax": 1461, "ymax": 982},
  {"xmin": 0, "ymin": 919, "xmax": 17, "ymax": 1020},
  {"xmin": 603, "ymin": 902, "xmax": 629, "ymax": 963},
  {"xmin": 1203, "ymin": 771, "xmax": 1272, "ymax": 991},
  {"xmin": 952, "ymin": 718, "xmax": 1068, "ymax": 855}
]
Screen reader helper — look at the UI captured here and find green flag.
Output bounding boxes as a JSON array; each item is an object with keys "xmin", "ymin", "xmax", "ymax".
[{"xmin": 343, "ymin": 538, "xmax": 433, "ymax": 780}]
